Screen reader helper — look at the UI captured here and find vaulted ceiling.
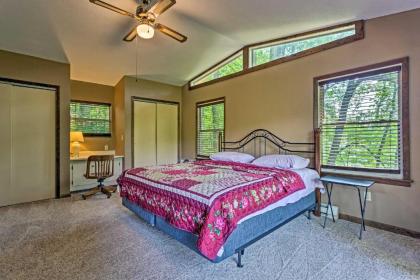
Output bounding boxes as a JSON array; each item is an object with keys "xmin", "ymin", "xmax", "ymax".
[{"xmin": 1, "ymin": 0, "xmax": 420, "ymax": 86}]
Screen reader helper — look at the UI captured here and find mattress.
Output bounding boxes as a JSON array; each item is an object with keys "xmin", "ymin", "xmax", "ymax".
[{"xmin": 239, "ymin": 167, "xmax": 323, "ymax": 224}]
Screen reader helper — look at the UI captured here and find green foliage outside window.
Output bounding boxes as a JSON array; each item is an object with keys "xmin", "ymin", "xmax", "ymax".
[
  {"xmin": 70, "ymin": 101, "xmax": 111, "ymax": 136},
  {"xmin": 320, "ymin": 70, "xmax": 400, "ymax": 171},
  {"xmin": 192, "ymin": 55, "xmax": 243, "ymax": 86},
  {"xmin": 197, "ymin": 102, "xmax": 224, "ymax": 156},
  {"xmin": 251, "ymin": 29, "xmax": 355, "ymax": 67}
]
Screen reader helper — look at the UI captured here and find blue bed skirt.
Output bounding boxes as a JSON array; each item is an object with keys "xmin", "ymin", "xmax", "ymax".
[{"xmin": 122, "ymin": 191, "xmax": 316, "ymax": 263}]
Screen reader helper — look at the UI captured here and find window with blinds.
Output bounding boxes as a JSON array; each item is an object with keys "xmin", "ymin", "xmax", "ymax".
[
  {"xmin": 318, "ymin": 65, "xmax": 402, "ymax": 173},
  {"xmin": 70, "ymin": 101, "xmax": 111, "ymax": 136},
  {"xmin": 196, "ymin": 98, "xmax": 225, "ymax": 157}
]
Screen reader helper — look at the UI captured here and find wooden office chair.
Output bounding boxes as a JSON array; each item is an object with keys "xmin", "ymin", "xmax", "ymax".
[{"xmin": 81, "ymin": 155, "xmax": 116, "ymax": 200}]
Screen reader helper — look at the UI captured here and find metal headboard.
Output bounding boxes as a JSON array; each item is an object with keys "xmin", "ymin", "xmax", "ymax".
[{"xmin": 218, "ymin": 129, "xmax": 320, "ymax": 171}]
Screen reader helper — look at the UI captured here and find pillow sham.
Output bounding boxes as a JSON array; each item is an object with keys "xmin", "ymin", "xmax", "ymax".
[
  {"xmin": 252, "ymin": 154, "xmax": 310, "ymax": 169},
  {"xmin": 210, "ymin": 152, "xmax": 255, "ymax": 163}
]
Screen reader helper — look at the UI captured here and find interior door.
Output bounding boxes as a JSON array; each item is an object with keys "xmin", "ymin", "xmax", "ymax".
[
  {"xmin": 133, "ymin": 101, "xmax": 157, "ymax": 167},
  {"xmin": 156, "ymin": 103, "xmax": 178, "ymax": 165},
  {"xmin": 0, "ymin": 83, "xmax": 56, "ymax": 207}
]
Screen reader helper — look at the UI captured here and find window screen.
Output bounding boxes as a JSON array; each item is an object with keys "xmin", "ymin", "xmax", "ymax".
[
  {"xmin": 318, "ymin": 66, "xmax": 402, "ymax": 173},
  {"xmin": 196, "ymin": 99, "xmax": 225, "ymax": 157},
  {"xmin": 70, "ymin": 101, "xmax": 111, "ymax": 136}
]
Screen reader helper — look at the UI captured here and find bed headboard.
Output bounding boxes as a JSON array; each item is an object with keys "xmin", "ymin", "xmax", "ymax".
[{"xmin": 218, "ymin": 129, "xmax": 321, "ymax": 173}]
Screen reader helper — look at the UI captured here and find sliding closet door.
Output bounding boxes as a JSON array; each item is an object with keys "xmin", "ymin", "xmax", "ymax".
[
  {"xmin": 156, "ymin": 103, "xmax": 178, "ymax": 165},
  {"xmin": 0, "ymin": 84, "xmax": 12, "ymax": 207},
  {"xmin": 133, "ymin": 101, "xmax": 157, "ymax": 167},
  {"xmin": 0, "ymin": 84, "xmax": 55, "ymax": 207}
]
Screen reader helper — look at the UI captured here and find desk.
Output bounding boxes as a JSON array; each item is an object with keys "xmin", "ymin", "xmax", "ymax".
[{"xmin": 321, "ymin": 175, "xmax": 375, "ymax": 239}]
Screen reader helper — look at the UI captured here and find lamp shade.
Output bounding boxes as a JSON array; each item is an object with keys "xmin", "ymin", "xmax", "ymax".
[{"xmin": 70, "ymin": 131, "xmax": 84, "ymax": 143}]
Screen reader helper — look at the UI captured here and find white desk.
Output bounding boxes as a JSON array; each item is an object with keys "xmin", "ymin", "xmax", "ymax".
[{"xmin": 70, "ymin": 155, "xmax": 124, "ymax": 192}]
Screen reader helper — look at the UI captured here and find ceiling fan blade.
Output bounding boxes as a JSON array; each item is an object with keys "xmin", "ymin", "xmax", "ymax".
[
  {"xmin": 156, "ymin": 23, "xmax": 187, "ymax": 43},
  {"xmin": 123, "ymin": 26, "xmax": 138, "ymax": 42},
  {"xmin": 89, "ymin": 0, "xmax": 135, "ymax": 18},
  {"xmin": 149, "ymin": 0, "xmax": 176, "ymax": 17}
]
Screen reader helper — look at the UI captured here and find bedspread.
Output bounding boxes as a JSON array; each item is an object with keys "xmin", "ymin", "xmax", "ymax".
[{"xmin": 118, "ymin": 160, "xmax": 305, "ymax": 260}]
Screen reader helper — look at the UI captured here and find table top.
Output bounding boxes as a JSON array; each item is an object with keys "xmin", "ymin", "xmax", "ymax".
[
  {"xmin": 70, "ymin": 155, "xmax": 124, "ymax": 161},
  {"xmin": 320, "ymin": 175, "xmax": 375, "ymax": 188}
]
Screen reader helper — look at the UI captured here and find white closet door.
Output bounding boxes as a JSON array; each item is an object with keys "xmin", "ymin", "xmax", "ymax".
[
  {"xmin": 0, "ymin": 85, "xmax": 55, "ymax": 207},
  {"xmin": 133, "ymin": 101, "xmax": 157, "ymax": 167},
  {"xmin": 156, "ymin": 103, "xmax": 178, "ymax": 165},
  {"xmin": 0, "ymin": 84, "xmax": 12, "ymax": 207}
]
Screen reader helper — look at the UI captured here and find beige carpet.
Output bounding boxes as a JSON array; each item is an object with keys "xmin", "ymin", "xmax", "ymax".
[{"xmin": 1, "ymin": 194, "xmax": 419, "ymax": 280}]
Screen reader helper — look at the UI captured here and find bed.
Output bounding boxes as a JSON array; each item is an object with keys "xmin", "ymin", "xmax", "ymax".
[{"xmin": 118, "ymin": 129, "xmax": 322, "ymax": 267}]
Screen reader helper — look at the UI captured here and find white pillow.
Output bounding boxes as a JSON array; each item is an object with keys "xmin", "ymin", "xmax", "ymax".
[
  {"xmin": 210, "ymin": 152, "xmax": 255, "ymax": 163},
  {"xmin": 252, "ymin": 154, "xmax": 310, "ymax": 169}
]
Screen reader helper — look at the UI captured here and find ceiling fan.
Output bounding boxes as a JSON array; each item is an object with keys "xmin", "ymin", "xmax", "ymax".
[{"xmin": 89, "ymin": 0, "xmax": 187, "ymax": 43}]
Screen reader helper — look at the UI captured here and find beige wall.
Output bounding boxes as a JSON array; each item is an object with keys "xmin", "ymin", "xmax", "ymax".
[
  {"xmin": 181, "ymin": 9, "xmax": 420, "ymax": 232},
  {"xmin": 114, "ymin": 76, "xmax": 182, "ymax": 169},
  {"xmin": 0, "ymin": 50, "xmax": 71, "ymax": 197},
  {"xmin": 70, "ymin": 80, "xmax": 115, "ymax": 151},
  {"xmin": 114, "ymin": 78, "xmax": 125, "ymax": 156}
]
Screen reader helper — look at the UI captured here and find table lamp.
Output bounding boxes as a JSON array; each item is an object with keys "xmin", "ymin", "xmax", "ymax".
[{"xmin": 70, "ymin": 131, "xmax": 84, "ymax": 158}]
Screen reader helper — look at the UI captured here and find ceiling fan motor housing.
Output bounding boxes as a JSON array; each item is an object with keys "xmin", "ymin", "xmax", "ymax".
[{"xmin": 136, "ymin": 0, "xmax": 159, "ymax": 16}]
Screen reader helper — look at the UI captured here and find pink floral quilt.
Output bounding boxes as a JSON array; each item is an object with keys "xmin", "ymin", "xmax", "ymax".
[{"xmin": 118, "ymin": 160, "xmax": 305, "ymax": 260}]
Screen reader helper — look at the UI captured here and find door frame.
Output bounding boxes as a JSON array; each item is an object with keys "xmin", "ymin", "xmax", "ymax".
[
  {"xmin": 0, "ymin": 77, "xmax": 61, "ymax": 198},
  {"xmin": 131, "ymin": 96, "xmax": 180, "ymax": 168}
]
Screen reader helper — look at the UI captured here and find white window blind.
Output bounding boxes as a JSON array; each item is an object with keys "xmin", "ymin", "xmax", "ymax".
[
  {"xmin": 319, "ymin": 66, "xmax": 401, "ymax": 173},
  {"xmin": 197, "ymin": 99, "xmax": 225, "ymax": 157},
  {"xmin": 70, "ymin": 101, "xmax": 111, "ymax": 136}
]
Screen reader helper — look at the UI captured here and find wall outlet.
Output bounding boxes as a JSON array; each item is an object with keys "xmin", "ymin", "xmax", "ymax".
[
  {"xmin": 366, "ymin": 191, "xmax": 372, "ymax": 202},
  {"xmin": 104, "ymin": 145, "xmax": 108, "ymax": 151}
]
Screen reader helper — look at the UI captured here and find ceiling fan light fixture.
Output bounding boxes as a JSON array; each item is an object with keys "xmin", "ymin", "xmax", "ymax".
[{"xmin": 137, "ymin": 23, "xmax": 155, "ymax": 39}]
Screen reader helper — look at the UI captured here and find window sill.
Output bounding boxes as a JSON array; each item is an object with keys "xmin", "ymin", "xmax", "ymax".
[
  {"xmin": 83, "ymin": 133, "xmax": 112, "ymax": 138},
  {"xmin": 321, "ymin": 171, "xmax": 412, "ymax": 187}
]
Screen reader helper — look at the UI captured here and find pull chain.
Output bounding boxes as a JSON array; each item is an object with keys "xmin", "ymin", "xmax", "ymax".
[{"xmin": 136, "ymin": 35, "xmax": 139, "ymax": 82}]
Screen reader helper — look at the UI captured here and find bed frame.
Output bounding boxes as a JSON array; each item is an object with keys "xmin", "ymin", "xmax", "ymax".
[
  {"xmin": 219, "ymin": 129, "xmax": 321, "ymax": 216},
  {"xmin": 122, "ymin": 129, "xmax": 321, "ymax": 267}
]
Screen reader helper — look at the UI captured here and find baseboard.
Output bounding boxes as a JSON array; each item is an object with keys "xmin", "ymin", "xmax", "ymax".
[{"xmin": 339, "ymin": 213, "xmax": 420, "ymax": 239}]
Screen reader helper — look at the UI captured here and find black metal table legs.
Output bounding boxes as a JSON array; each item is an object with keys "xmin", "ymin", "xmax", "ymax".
[
  {"xmin": 323, "ymin": 183, "xmax": 336, "ymax": 228},
  {"xmin": 357, "ymin": 187, "xmax": 368, "ymax": 239},
  {"xmin": 323, "ymin": 182, "xmax": 368, "ymax": 239}
]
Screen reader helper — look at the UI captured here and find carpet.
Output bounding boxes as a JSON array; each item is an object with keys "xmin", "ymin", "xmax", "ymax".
[{"xmin": 0, "ymin": 194, "xmax": 419, "ymax": 280}]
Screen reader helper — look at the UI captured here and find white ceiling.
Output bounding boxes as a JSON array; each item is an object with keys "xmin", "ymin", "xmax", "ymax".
[{"xmin": 1, "ymin": 0, "xmax": 420, "ymax": 86}]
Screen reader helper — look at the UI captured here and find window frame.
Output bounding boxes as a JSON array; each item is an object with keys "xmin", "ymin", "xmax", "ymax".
[
  {"xmin": 313, "ymin": 57, "xmax": 411, "ymax": 187},
  {"xmin": 190, "ymin": 51, "xmax": 244, "ymax": 87},
  {"xmin": 189, "ymin": 21, "xmax": 364, "ymax": 90},
  {"xmin": 70, "ymin": 99, "xmax": 112, "ymax": 137},
  {"xmin": 248, "ymin": 24, "xmax": 357, "ymax": 68},
  {"xmin": 196, "ymin": 97, "xmax": 225, "ymax": 159}
]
